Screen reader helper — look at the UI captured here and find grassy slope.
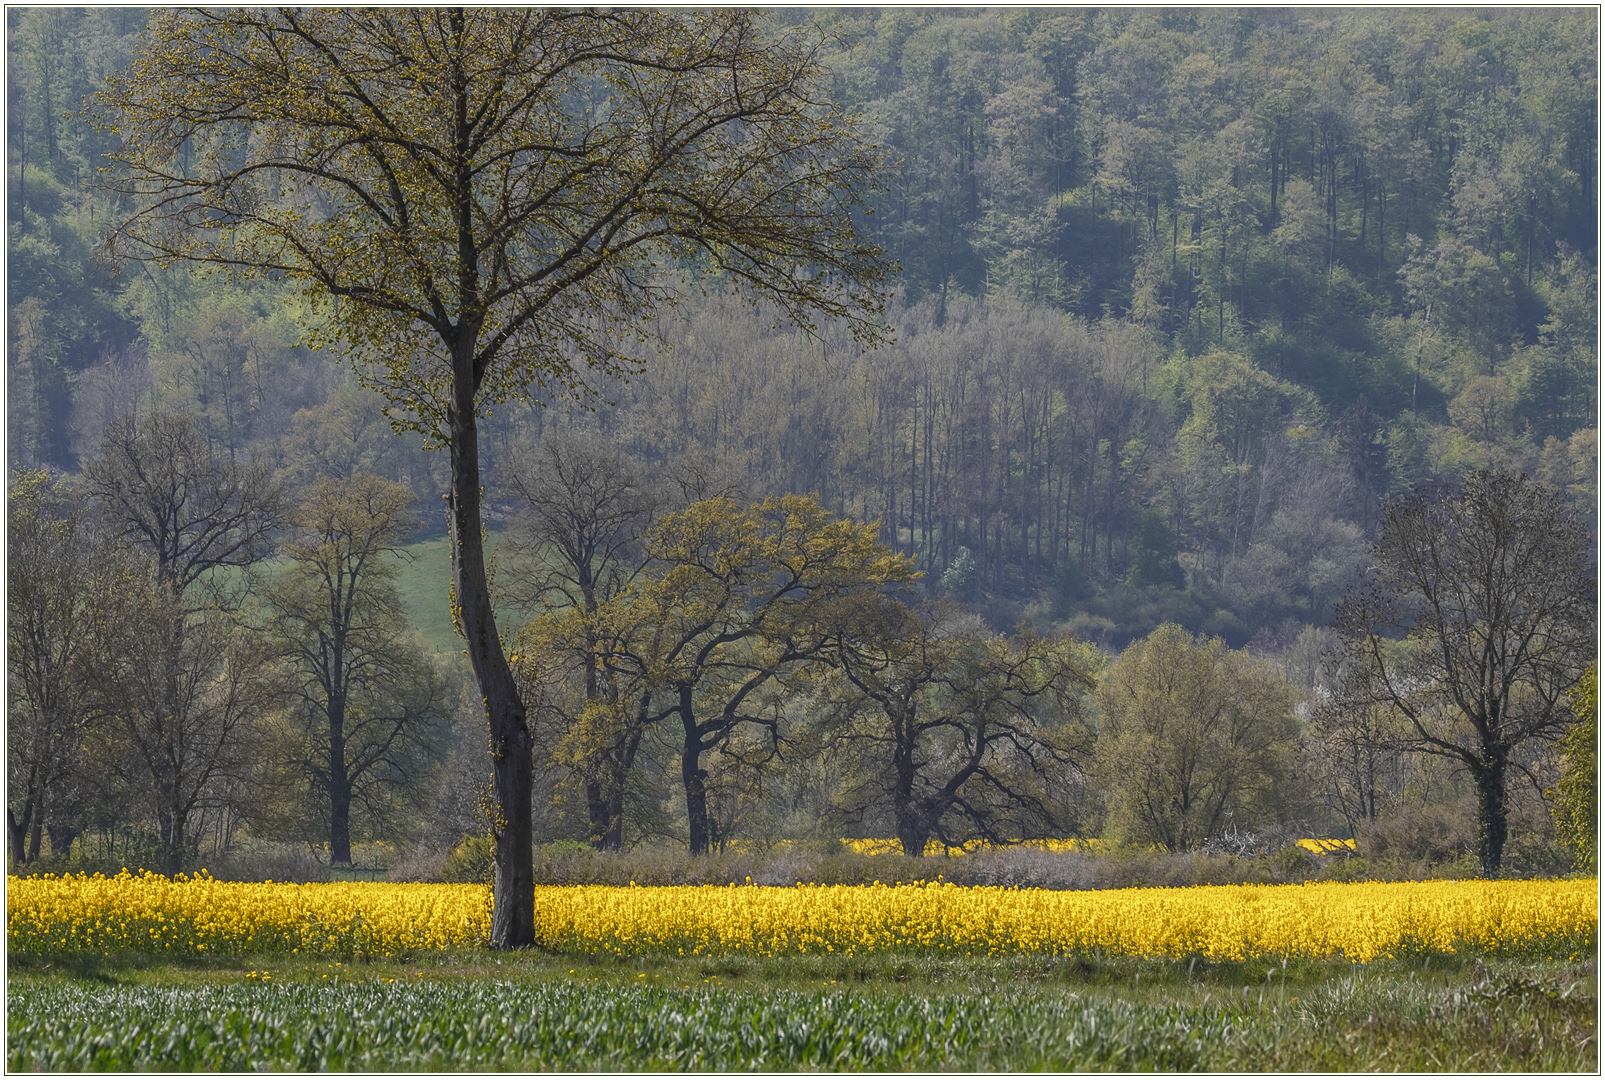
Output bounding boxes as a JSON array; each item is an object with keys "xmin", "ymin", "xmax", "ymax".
[
  {"xmin": 272, "ymin": 526, "xmax": 519, "ymax": 660},
  {"xmin": 389, "ymin": 532, "xmax": 466, "ymax": 658},
  {"xmin": 7, "ymin": 951, "xmax": 1596, "ymax": 1071}
]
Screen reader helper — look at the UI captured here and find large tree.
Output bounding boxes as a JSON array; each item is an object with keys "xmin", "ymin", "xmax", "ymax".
[
  {"xmin": 99, "ymin": 9, "xmax": 888, "ymax": 945},
  {"xmin": 1094, "ymin": 624, "xmax": 1300, "ymax": 852},
  {"xmin": 520, "ymin": 494, "xmax": 915, "ymax": 855},
  {"xmin": 80, "ymin": 411, "xmax": 285, "ymax": 875},
  {"xmin": 89, "ymin": 563, "xmax": 274, "ymax": 877},
  {"xmin": 1334, "ymin": 471, "xmax": 1596, "ymax": 877},
  {"xmin": 825, "ymin": 598, "xmax": 1095, "ymax": 856},
  {"xmin": 264, "ymin": 475, "xmax": 452, "ymax": 865}
]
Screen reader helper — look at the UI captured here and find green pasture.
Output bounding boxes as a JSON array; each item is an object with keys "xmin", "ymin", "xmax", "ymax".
[
  {"xmin": 7, "ymin": 950, "xmax": 1595, "ymax": 1072},
  {"xmin": 389, "ymin": 531, "xmax": 468, "ymax": 658}
]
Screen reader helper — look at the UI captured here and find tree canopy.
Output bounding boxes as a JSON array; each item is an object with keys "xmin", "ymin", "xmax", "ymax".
[{"xmin": 97, "ymin": 8, "xmax": 891, "ymax": 944}]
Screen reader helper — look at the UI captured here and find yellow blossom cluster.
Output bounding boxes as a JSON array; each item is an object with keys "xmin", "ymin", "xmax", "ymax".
[
  {"xmin": 8, "ymin": 872, "xmax": 1592, "ymax": 963},
  {"xmin": 6, "ymin": 870, "xmax": 491, "ymax": 957},
  {"xmin": 528, "ymin": 878, "xmax": 1594, "ymax": 962}
]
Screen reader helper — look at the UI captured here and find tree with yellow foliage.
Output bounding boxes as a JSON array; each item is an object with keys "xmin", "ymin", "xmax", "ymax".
[{"xmin": 517, "ymin": 495, "xmax": 914, "ymax": 854}]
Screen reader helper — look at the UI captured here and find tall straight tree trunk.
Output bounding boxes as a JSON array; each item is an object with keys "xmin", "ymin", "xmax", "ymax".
[
  {"xmin": 1269, "ymin": 143, "xmax": 1279, "ymax": 223},
  {"xmin": 448, "ymin": 340, "xmax": 535, "ymax": 949},
  {"xmin": 330, "ymin": 777, "xmax": 352, "ymax": 865},
  {"xmin": 1376, "ymin": 186, "xmax": 1386, "ymax": 284},
  {"xmin": 1474, "ymin": 749, "xmax": 1508, "ymax": 878},
  {"xmin": 679, "ymin": 685, "xmax": 711, "ymax": 855},
  {"xmin": 329, "ymin": 726, "xmax": 352, "ymax": 865},
  {"xmin": 1358, "ymin": 159, "xmax": 1368, "ymax": 248},
  {"xmin": 1526, "ymin": 202, "xmax": 1535, "ymax": 286},
  {"xmin": 328, "ymin": 685, "xmax": 352, "ymax": 865}
]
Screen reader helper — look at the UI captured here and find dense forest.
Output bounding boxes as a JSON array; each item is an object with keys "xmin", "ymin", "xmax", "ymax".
[{"xmin": 7, "ymin": 8, "xmax": 1597, "ymax": 878}]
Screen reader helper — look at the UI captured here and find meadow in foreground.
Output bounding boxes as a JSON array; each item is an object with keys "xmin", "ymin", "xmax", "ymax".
[
  {"xmin": 8, "ymin": 874, "xmax": 1595, "ymax": 1071},
  {"xmin": 7, "ymin": 949, "xmax": 1596, "ymax": 1071}
]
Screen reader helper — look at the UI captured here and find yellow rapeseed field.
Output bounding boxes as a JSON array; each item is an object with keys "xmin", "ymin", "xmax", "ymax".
[
  {"xmin": 5, "ymin": 871, "xmax": 492, "ymax": 958},
  {"xmin": 7, "ymin": 871, "xmax": 1594, "ymax": 963}
]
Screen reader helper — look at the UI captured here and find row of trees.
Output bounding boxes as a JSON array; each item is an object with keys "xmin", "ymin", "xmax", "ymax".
[
  {"xmin": 504, "ymin": 437, "xmax": 1593, "ymax": 878},
  {"xmin": 9, "ymin": 411, "xmax": 1595, "ymax": 891},
  {"xmin": 7, "ymin": 413, "xmax": 451, "ymax": 875}
]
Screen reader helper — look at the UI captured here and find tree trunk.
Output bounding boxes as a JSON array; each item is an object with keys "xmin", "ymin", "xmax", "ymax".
[
  {"xmin": 600, "ymin": 725, "xmax": 646, "ymax": 852},
  {"xmin": 680, "ymin": 686, "xmax": 711, "ymax": 855},
  {"xmin": 46, "ymin": 824, "xmax": 77, "ymax": 861},
  {"xmin": 329, "ymin": 696, "xmax": 352, "ymax": 865},
  {"xmin": 9, "ymin": 768, "xmax": 38, "ymax": 867},
  {"xmin": 163, "ymin": 805, "xmax": 184, "ymax": 877},
  {"xmin": 892, "ymin": 724, "xmax": 929, "ymax": 856},
  {"xmin": 7, "ymin": 806, "xmax": 31, "ymax": 868},
  {"xmin": 585, "ymin": 780, "xmax": 612, "ymax": 850},
  {"xmin": 1376, "ymin": 186, "xmax": 1385, "ymax": 285},
  {"xmin": 329, "ymin": 779, "xmax": 352, "ymax": 866},
  {"xmin": 449, "ymin": 345, "xmax": 535, "ymax": 948},
  {"xmin": 602, "ymin": 787, "xmax": 626, "ymax": 852},
  {"xmin": 1474, "ymin": 751, "xmax": 1508, "ymax": 878}
]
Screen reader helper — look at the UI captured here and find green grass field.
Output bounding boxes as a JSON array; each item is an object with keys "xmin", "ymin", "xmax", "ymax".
[
  {"xmin": 389, "ymin": 531, "xmax": 468, "ymax": 658},
  {"xmin": 277, "ymin": 526, "xmax": 518, "ymax": 659},
  {"xmin": 8, "ymin": 949, "xmax": 1595, "ymax": 1071}
]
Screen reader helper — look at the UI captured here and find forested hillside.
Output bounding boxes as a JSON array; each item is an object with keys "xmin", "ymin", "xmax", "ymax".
[{"xmin": 7, "ymin": 8, "xmax": 1596, "ymax": 873}]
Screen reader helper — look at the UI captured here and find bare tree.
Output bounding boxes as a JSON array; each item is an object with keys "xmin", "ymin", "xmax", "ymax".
[
  {"xmin": 80, "ymin": 411, "xmax": 285, "ymax": 874},
  {"xmin": 500, "ymin": 432, "xmax": 655, "ymax": 850},
  {"xmin": 89, "ymin": 564, "xmax": 276, "ymax": 876},
  {"xmin": 265, "ymin": 476, "xmax": 452, "ymax": 864},
  {"xmin": 825, "ymin": 598, "xmax": 1094, "ymax": 856},
  {"xmin": 82, "ymin": 410, "xmax": 284, "ymax": 604},
  {"xmin": 6, "ymin": 471, "xmax": 105, "ymax": 865},
  {"xmin": 1334, "ymin": 471, "xmax": 1596, "ymax": 876},
  {"xmin": 499, "ymin": 432, "xmax": 656, "ymax": 616},
  {"xmin": 1307, "ymin": 659, "xmax": 1416, "ymax": 839}
]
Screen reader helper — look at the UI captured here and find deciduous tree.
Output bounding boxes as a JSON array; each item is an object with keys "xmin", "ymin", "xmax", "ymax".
[
  {"xmin": 6, "ymin": 470, "xmax": 105, "ymax": 865},
  {"xmin": 523, "ymin": 495, "xmax": 915, "ymax": 854},
  {"xmin": 100, "ymin": 8, "xmax": 888, "ymax": 946},
  {"xmin": 79, "ymin": 411, "xmax": 285, "ymax": 875},
  {"xmin": 500, "ymin": 433, "xmax": 655, "ymax": 850},
  {"xmin": 825, "ymin": 598, "xmax": 1095, "ymax": 856},
  {"xmin": 1334, "ymin": 471, "xmax": 1595, "ymax": 876},
  {"xmin": 1549, "ymin": 663, "xmax": 1597, "ymax": 873},
  {"xmin": 264, "ymin": 475, "xmax": 451, "ymax": 865},
  {"xmin": 82, "ymin": 410, "xmax": 284, "ymax": 604},
  {"xmin": 89, "ymin": 562, "xmax": 276, "ymax": 876},
  {"xmin": 1094, "ymin": 623, "xmax": 1300, "ymax": 852}
]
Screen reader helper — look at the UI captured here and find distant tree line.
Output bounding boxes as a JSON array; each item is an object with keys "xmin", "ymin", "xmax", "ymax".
[
  {"xmin": 5, "ymin": 8, "xmax": 1596, "ymax": 884},
  {"xmin": 10, "ymin": 418, "xmax": 1593, "ymax": 880}
]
